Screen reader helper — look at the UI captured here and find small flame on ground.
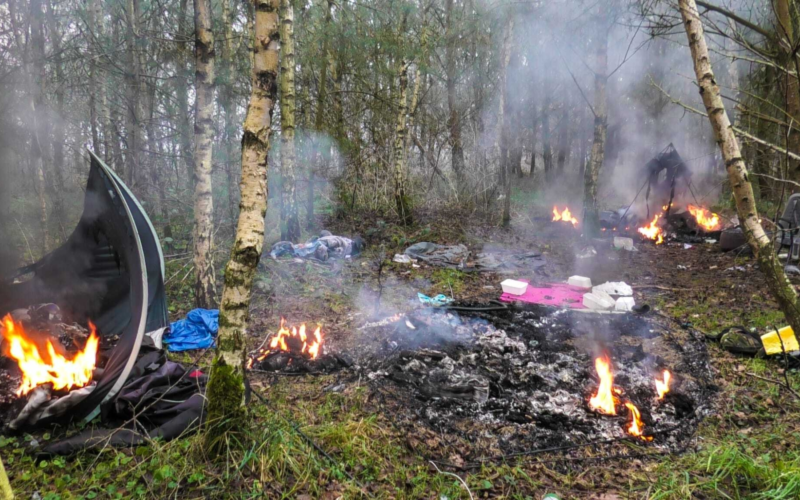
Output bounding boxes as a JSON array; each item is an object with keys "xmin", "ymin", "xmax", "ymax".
[
  {"xmin": 687, "ymin": 205, "xmax": 722, "ymax": 231},
  {"xmin": 1, "ymin": 314, "xmax": 99, "ymax": 396},
  {"xmin": 624, "ymin": 402, "xmax": 653, "ymax": 441},
  {"xmin": 655, "ymin": 370, "xmax": 671, "ymax": 400},
  {"xmin": 552, "ymin": 206, "xmax": 578, "ymax": 227},
  {"xmin": 247, "ymin": 318, "xmax": 323, "ymax": 369},
  {"xmin": 589, "ymin": 355, "xmax": 618, "ymax": 415},
  {"xmin": 638, "ymin": 214, "xmax": 664, "ymax": 245}
]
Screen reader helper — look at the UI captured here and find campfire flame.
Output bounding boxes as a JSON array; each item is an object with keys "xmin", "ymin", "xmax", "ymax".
[
  {"xmin": 687, "ymin": 205, "xmax": 722, "ymax": 231},
  {"xmin": 247, "ymin": 318, "xmax": 323, "ymax": 369},
  {"xmin": 552, "ymin": 206, "xmax": 578, "ymax": 227},
  {"xmin": 637, "ymin": 214, "xmax": 664, "ymax": 245},
  {"xmin": 655, "ymin": 370, "xmax": 671, "ymax": 400},
  {"xmin": 624, "ymin": 402, "xmax": 653, "ymax": 441},
  {"xmin": 589, "ymin": 355, "xmax": 618, "ymax": 415},
  {"xmin": 1, "ymin": 314, "xmax": 99, "ymax": 396}
]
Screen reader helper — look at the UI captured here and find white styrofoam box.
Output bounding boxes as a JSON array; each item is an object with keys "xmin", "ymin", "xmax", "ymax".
[
  {"xmin": 613, "ymin": 236, "xmax": 635, "ymax": 251},
  {"xmin": 615, "ymin": 296, "xmax": 636, "ymax": 312},
  {"xmin": 501, "ymin": 279, "xmax": 528, "ymax": 296},
  {"xmin": 593, "ymin": 281, "xmax": 633, "ymax": 296},
  {"xmin": 583, "ymin": 292, "xmax": 615, "ymax": 310},
  {"xmin": 568, "ymin": 276, "xmax": 592, "ymax": 288}
]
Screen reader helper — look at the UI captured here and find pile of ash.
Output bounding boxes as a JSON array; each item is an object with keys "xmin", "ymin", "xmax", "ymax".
[{"xmin": 363, "ymin": 304, "xmax": 715, "ymax": 458}]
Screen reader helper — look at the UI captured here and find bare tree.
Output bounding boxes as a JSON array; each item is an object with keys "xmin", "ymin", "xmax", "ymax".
[
  {"xmin": 193, "ymin": 0, "xmax": 217, "ymax": 308},
  {"xmin": 280, "ymin": 0, "xmax": 301, "ymax": 241}
]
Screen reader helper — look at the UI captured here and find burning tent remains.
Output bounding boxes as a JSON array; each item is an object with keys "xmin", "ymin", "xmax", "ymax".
[
  {"xmin": 0, "ymin": 152, "xmax": 205, "ymax": 453},
  {"xmin": 362, "ymin": 304, "xmax": 714, "ymax": 459}
]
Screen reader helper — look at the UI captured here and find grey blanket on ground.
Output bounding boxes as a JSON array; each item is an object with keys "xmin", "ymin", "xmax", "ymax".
[{"xmin": 404, "ymin": 242, "xmax": 546, "ymax": 273}]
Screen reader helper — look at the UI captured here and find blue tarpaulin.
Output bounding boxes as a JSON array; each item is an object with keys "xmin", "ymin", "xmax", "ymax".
[{"xmin": 164, "ymin": 308, "xmax": 218, "ymax": 352}]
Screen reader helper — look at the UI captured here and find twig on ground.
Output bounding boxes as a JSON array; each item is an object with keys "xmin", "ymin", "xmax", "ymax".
[
  {"xmin": 632, "ymin": 285, "xmax": 692, "ymax": 291},
  {"xmin": 745, "ymin": 372, "xmax": 800, "ymax": 401},
  {"xmin": 430, "ymin": 460, "xmax": 474, "ymax": 500}
]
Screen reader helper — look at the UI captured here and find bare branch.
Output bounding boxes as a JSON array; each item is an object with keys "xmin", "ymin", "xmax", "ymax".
[{"xmin": 695, "ymin": 1, "xmax": 779, "ymax": 46}]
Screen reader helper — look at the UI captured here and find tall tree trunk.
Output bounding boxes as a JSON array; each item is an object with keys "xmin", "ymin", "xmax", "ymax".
[
  {"xmin": 775, "ymin": 0, "xmax": 800, "ymax": 184},
  {"xmin": 88, "ymin": 0, "xmax": 101, "ymax": 155},
  {"xmin": 679, "ymin": 0, "xmax": 800, "ymax": 329},
  {"xmin": 393, "ymin": 60, "xmax": 412, "ymax": 225},
  {"xmin": 30, "ymin": 0, "xmax": 50, "ymax": 255},
  {"xmin": 193, "ymin": 0, "xmax": 217, "ymax": 308},
  {"xmin": 177, "ymin": 0, "xmax": 194, "ymax": 189},
  {"xmin": 542, "ymin": 81, "xmax": 553, "ymax": 183},
  {"xmin": 45, "ymin": 0, "xmax": 66, "ymax": 240},
  {"xmin": 445, "ymin": 0, "xmax": 464, "ymax": 187},
  {"xmin": 556, "ymin": 100, "xmax": 570, "ymax": 175},
  {"xmin": 208, "ymin": 0, "xmax": 280, "ymax": 454},
  {"xmin": 124, "ymin": 0, "xmax": 142, "ymax": 188},
  {"xmin": 582, "ymin": 24, "xmax": 608, "ymax": 235},
  {"xmin": 308, "ymin": 0, "xmax": 333, "ymax": 230},
  {"xmin": 279, "ymin": 0, "xmax": 300, "ymax": 241},
  {"xmin": 221, "ymin": 0, "xmax": 240, "ymax": 223},
  {"xmin": 498, "ymin": 17, "xmax": 515, "ymax": 227}
]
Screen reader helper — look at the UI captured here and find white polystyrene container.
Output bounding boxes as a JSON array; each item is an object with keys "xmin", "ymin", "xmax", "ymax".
[{"xmin": 501, "ymin": 279, "xmax": 528, "ymax": 296}]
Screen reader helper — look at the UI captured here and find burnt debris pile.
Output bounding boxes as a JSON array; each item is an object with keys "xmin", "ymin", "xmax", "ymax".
[{"xmin": 364, "ymin": 304, "xmax": 715, "ymax": 458}]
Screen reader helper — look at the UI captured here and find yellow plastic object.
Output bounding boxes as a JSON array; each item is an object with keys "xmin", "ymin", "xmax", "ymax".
[{"xmin": 761, "ymin": 326, "xmax": 800, "ymax": 355}]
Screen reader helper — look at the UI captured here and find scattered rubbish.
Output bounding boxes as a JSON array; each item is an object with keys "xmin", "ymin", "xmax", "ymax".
[
  {"xmin": 582, "ymin": 290, "xmax": 616, "ymax": 311},
  {"xmin": 677, "ymin": 265, "xmax": 688, "ymax": 270},
  {"xmin": 404, "ymin": 242, "xmax": 546, "ymax": 273},
  {"xmin": 393, "ymin": 254, "xmax": 413, "ymax": 264},
  {"xmin": 709, "ymin": 265, "xmax": 718, "ymax": 270},
  {"xmin": 500, "ymin": 279, "xmax": 528, "ymax": 296},
  {"xmin": 568, "ymin": 276, "xmax": 592, "ymax": 288},
  {"xmin": 683, "ymin": 243, "xmax": 693, "ymax": 250},
  {"xmin": 613, "ymin": 236, "xmax": 635, "ymax": 251},
  {"xmin": 761, "ymin": 326, "xmax": 800, "ymax": 355},
  {"xmin": 405, "ymin": 242, "xmax": 469, "ymax": 268},
  {"xmin": 418, "ymin": 293, "xmax": 453, "ymax": 307},
  {"xmin": 270, "ymin": 232, "xmax": 364, "ymax": 261},
  {"xmin": 615, "ymin": 297, "xmax": 636, "ymax": 312},
  {"xmin": 785, "ymin": 265, "xmax": 800, "ymax": 276},
  {"xmin": 593, "ymin": 281, "xmax": 632, "ymax": 296},
  {"xmin": 576, "ymin": 246, "xmax": 597, "ymax": 259},
  {"xmin": 164, "ymin": 308, "xmax": 218, "ymax": 352},
  {"xmin": 499, "ymin": 283, "xmax": 587, "ymax": 309},
  {"xmin": 724, "ymin": 266, "xmax": 747, "ymax": 273},
  {"xmin": 705, "ymin": 239, "xmax": 717, "ymax": 244}
]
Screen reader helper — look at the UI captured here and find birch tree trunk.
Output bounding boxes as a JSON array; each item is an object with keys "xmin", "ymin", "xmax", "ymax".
[
  {"xmin": 445, "ymin": 0, "xmax": 464, "ymax": 187},
  {"xmin": 221, "ymin": 0, "xmax": 240, "ymax": 223},
  {"xmin": 280, "ymin": 0, "xmax": 300, "ymax": 241},
  {"xmin": 309, "ymin": 0, "xmax": 334, "ymax": 230},
  {"xmin": 679, "ymin": 0, "xmax": 800, "ymax": 329},
  {"xmin": 497, "ymin": 17, "xmax": 515, "ymax": 227},
  {"xmin": 208, "ymin": 0, "xmax": 279, "ymax": 454},
  {"xmin": 177, "ymin": 0, "xmax": 194, "ymax": 189},
  {"xmin": 393, "ymin": 60, "xmax": 412, "ymax": 225},
  {"xmin": 582, "ymin": 24, "xmax": 608, "ymax": 235},
  {"xmin": 193, "ymin": 0, "xmax": 217, "ymax": 308}
]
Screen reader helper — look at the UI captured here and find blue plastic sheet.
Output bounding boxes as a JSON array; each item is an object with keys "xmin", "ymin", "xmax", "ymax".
[{"xmin": 164, "ymin": 308, "xmax": 218, "ymax": 352}]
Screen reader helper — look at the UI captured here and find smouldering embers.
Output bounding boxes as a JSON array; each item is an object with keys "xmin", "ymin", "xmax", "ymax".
[
  {"xmin": 588, "ymin": 354, "xmax": 672, "ymax": 441},
  {"xmin": 247, "ymin": 318, "xmax": 323, "ymax": 369}
]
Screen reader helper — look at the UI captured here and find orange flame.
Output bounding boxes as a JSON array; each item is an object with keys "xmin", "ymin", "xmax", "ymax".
[
  {"xmin": 638, "ymin": 214, "xmax": 664, "ymax": 245},
  {"xmin": 589, "ymin": 355, "xmax": 618, "ymax": 415},
  {"xmin": 1, "ymin": 314, "xmax": 99, "ymax": 396},
  {"xmin": 247, "ymin": 318, "xmax": 323, "ymax": 369},
  {"xmin": 687, "ymin": 205, "xmax": 721, "ymax": 231},
  {"xmin": 624, "ymin": 402, "xmax": 653, "ymax": 441},
  {"xmin": 655, "ymin": 370, "xmax": 671, "ymax": 400},
  {"xmin": 552, "ymin": 206, "xmax": 578, "ymax": 227}
]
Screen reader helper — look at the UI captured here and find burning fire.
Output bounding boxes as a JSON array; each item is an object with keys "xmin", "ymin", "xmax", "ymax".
[
  {"xmin": 552, "ymin": 206, "xmax": 578, "ymax": 227},
  {"xmin": 247, "ymin": 318, "xmax": 323, "ymax": 369},
  {"xmin": 655, "ymin": 370, "xmax": 671, "ymax": 400},
  {"xmin": 0, "ymin": 314, "xmax": 99, "ymax": 396},
  {"xmin": 624, "ymin": 402, "xmax": 653, "ymax": 441},
  {"xmin": 637, "ymin": 214, "xmax": 664, "ymax": 245},
  {"xmin": 589, "ymin": 355, "xmax": 618, "ymax": 415},
  {"xmin": 687, "ymin": 205, "xmax": 721, "ymax": 231}
]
